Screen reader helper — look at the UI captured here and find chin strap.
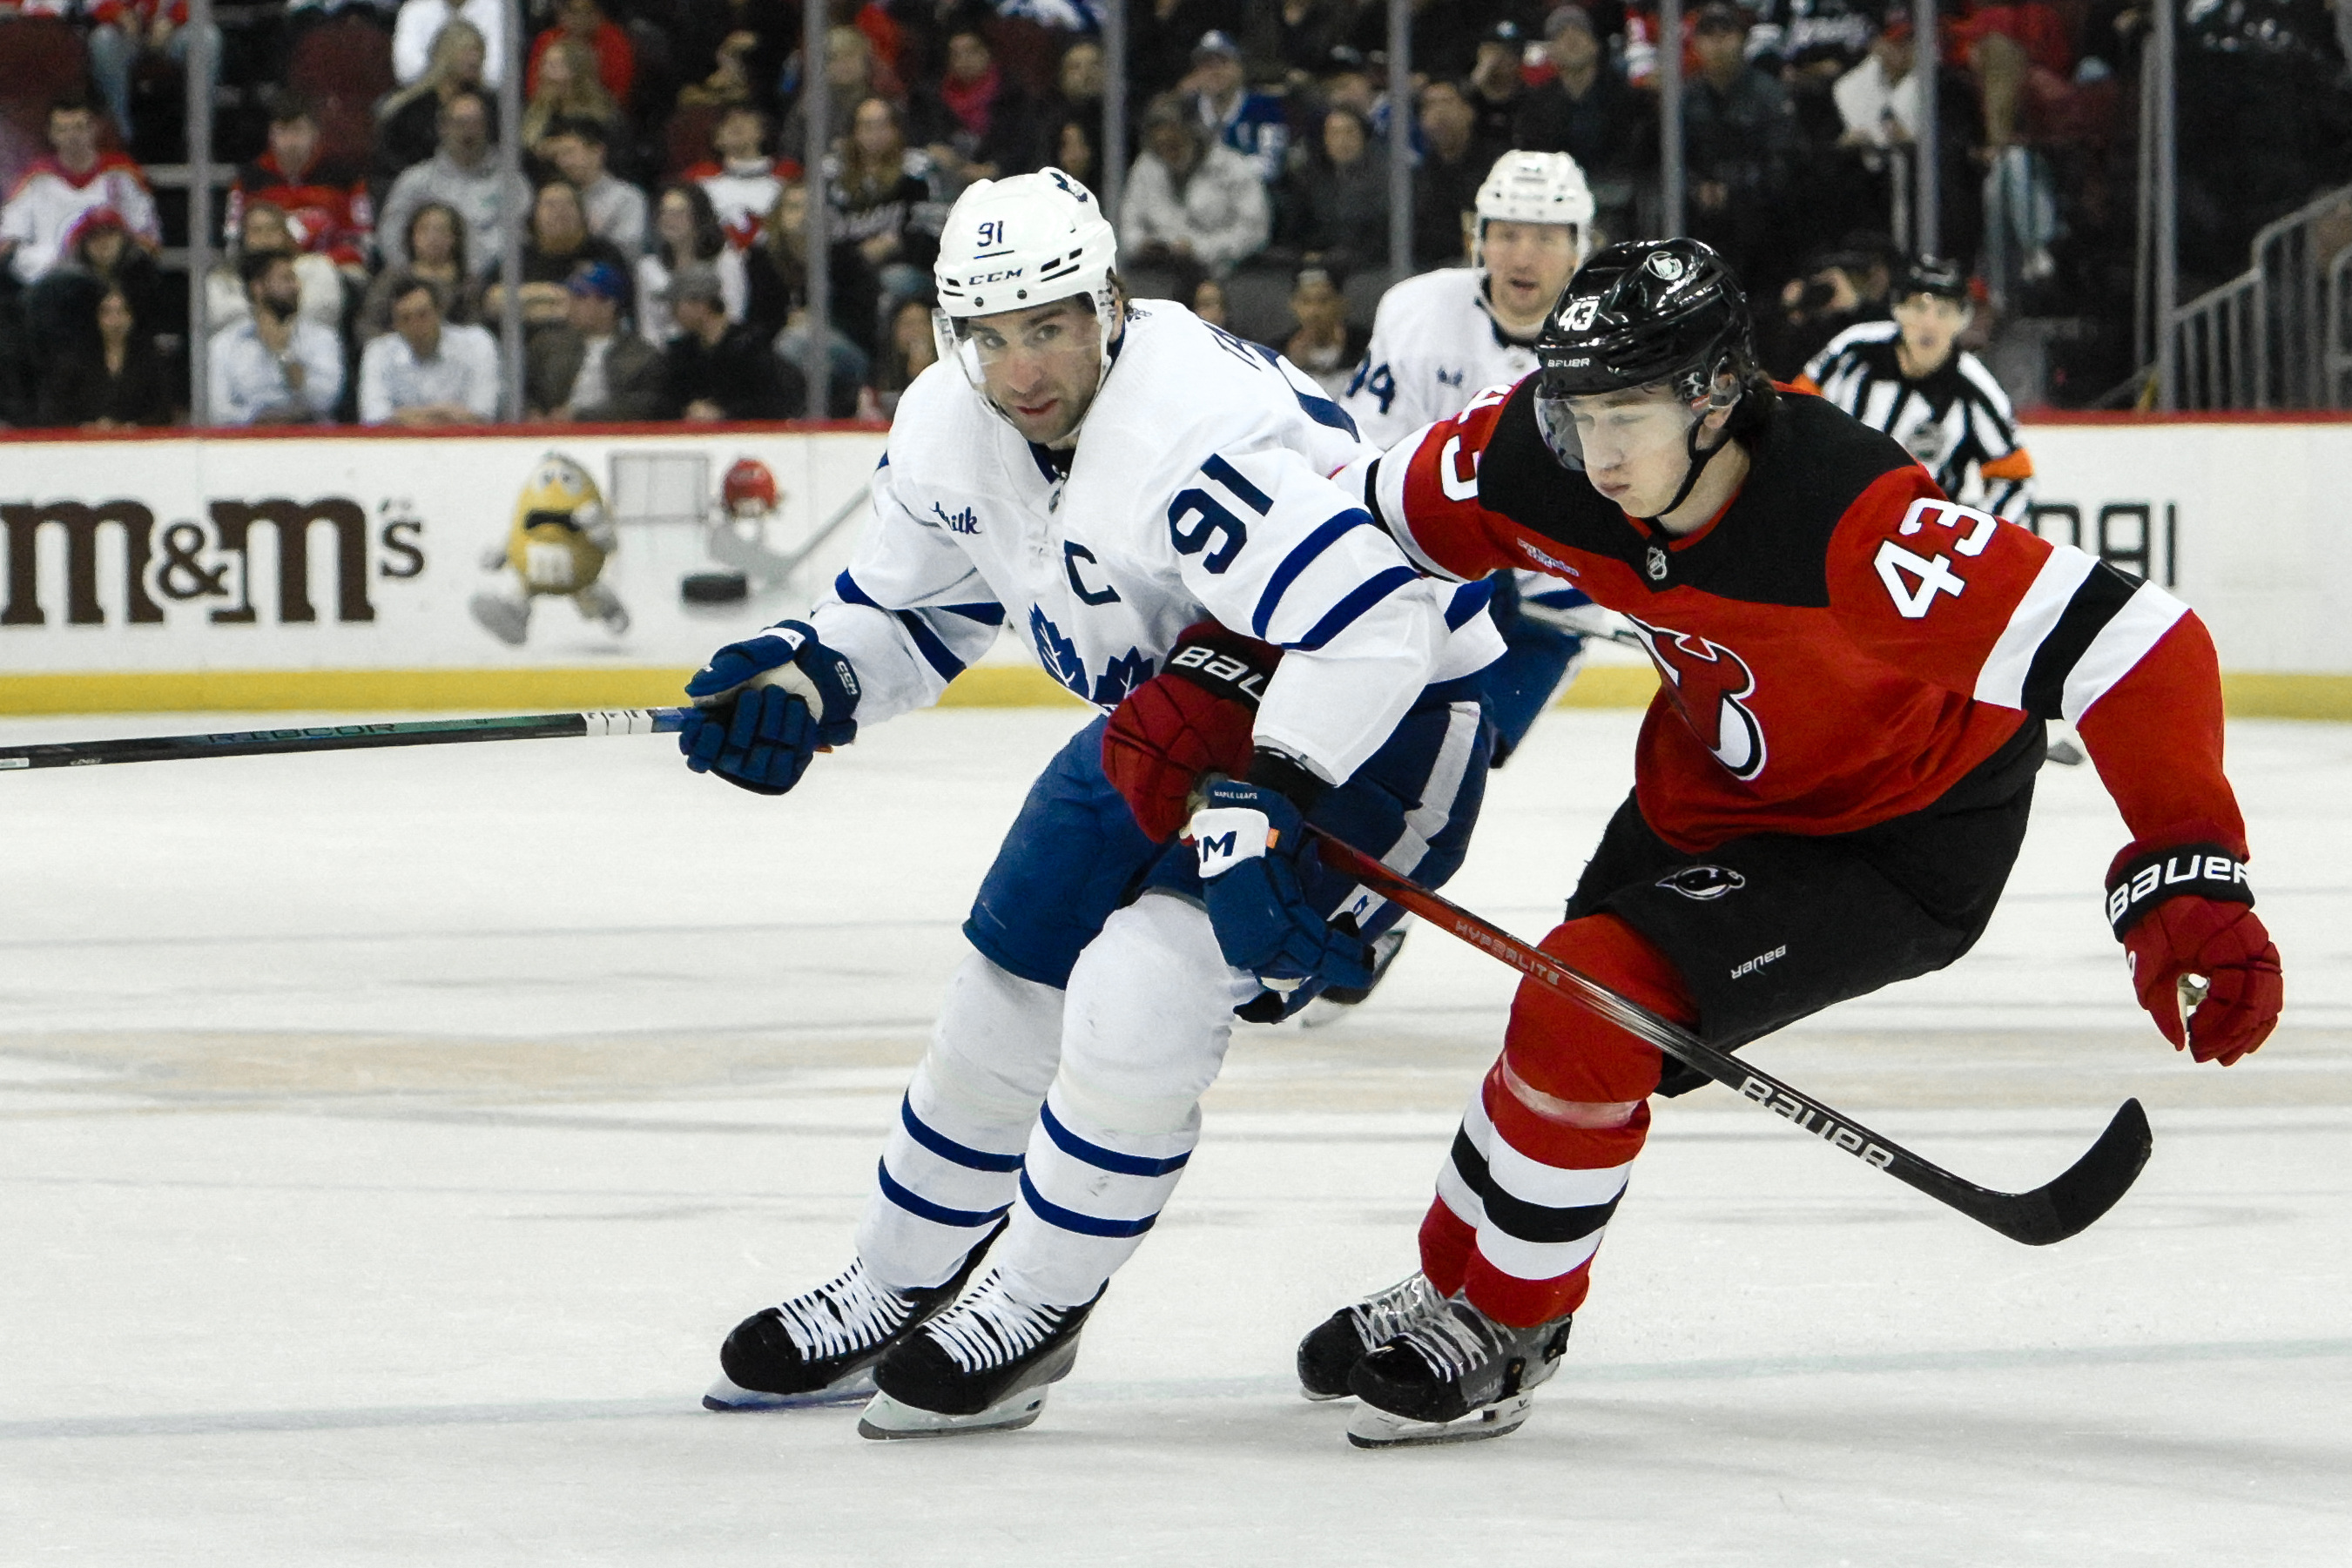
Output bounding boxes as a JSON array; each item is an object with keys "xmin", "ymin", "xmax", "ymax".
[{"xmin": 1635, "ymin": 413, "xmax": 1735, "ymax": 528}]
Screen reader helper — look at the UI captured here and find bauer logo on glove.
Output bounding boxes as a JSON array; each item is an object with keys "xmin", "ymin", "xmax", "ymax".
[
  {"xmin": 1101, "ymin": 623, "xmax": 1279, "ymax": 842},
  {"xmin": 1165, "ymin": 642, "xmax": 1270, "ymax": 704},
  {"xmin": 2104, "ymin": 835, "xmax": 2281, "ymax": 1067}
]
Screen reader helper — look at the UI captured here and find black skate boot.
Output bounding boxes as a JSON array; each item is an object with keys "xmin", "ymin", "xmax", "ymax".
[
  {"xmin": 703, "ymin": 1228, "xmax": 999, "ymax": 1412},
  {"xmin": 1296, "ymin": 1271, "xmax": 1454, "ymax": 1400},
  {"xmin": 858, "ymin": 1270, "xmax": 1103, "ymax": 1439},
  {"xmin": 1345, "ymin": 1297, "xmax": 1572, "ymax": 1448}
]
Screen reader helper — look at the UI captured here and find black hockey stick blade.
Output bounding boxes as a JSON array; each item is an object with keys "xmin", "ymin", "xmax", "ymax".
[
  {"xmin": 1993, "ymin": 1095, "xmax": 2153, "ymax": 1245},
  {"xmin": 1307, "ymin": 825, "xmax": 2153, "ymax": 1246},
  {"xmin": 0, "ymin": 709, "xmax": 691, "ymax": 771}
]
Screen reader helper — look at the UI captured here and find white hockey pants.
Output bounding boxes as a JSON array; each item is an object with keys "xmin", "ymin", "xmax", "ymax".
[{"xmin": 854, "ymin": 890, "xmax": 1259, "ymax": 1306}]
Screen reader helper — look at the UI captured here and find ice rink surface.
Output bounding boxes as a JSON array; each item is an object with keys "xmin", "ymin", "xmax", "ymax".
[{"xmin": 2, "ymin": 703, "xmax": 2346, "ymax": 1565}]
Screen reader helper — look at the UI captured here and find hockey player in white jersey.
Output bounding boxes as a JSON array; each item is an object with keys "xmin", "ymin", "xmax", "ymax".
[
  {"xmin": 681, "ymin": 168, "xmax": 1503, "ymax": 1438},
  {"xmin": 1310, "ymin": 151, "xmax": 1632, "ymax": 1018},
  {"xmin": 1342, "ymin": 151, "xmax": 1630, "ymax": 767},
  {"xmin": 1343, "ymin": 151, "xmax": 1592, "ymax": 450}
]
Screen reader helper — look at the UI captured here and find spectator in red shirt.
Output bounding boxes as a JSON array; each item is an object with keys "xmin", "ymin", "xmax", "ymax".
[
  {"xmin": 526, "ymin": 0, "xmax": 636, "ymax": 109},
  {"xmin": 229, "ymin": 98, "xmax": 374, "ymax": 280},
  {"xmin": 522, "ymin": 35, "xmax": 623, "ymax": 158}
]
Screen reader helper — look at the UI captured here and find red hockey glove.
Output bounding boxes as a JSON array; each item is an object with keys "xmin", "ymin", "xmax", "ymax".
[
  {"xmin": 1102, "ymin": 623, "xmax": 1281, "ymax": 842},
  {"xmin": 2106, "ymin": 840, "xmax": 2282, "ymax": 1066}
]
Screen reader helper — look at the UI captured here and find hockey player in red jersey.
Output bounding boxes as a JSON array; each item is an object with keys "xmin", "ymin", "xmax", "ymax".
[{"xmin": 1299, "ymin": 238, "xmax": 2285, "ymax": 1448}]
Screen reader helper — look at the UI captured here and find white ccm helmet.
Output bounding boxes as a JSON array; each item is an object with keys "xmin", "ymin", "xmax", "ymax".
[
  {"xmin": 1471, "ymin": 151, "xmax": 1596, "ymax": 267},
  {"xmin": 932, "ymin": 167, "xmax": 1122, "ymax": 414}
]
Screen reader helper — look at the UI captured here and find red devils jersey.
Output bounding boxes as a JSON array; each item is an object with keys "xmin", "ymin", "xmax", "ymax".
[
  {"xmin": 227, "ymin": 154, "xmax": 374, "ymax": 270},
  {"xmin": 1363, "ymin": 378, "xmax": 2244, "ymax": 857}
]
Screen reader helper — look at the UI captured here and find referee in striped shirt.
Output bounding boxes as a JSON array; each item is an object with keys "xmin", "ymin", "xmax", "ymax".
[
  {"xmin": 1798, "ymin": 254, "xmax": 2080, "ymax": 762},
  {"xmin": 1795, "ymin": 256, "xmax": 2037, "ymax": 522}
]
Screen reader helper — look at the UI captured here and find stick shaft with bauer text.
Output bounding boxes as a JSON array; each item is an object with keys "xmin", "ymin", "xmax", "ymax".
[{"xmin": 1307, "ymin": 825, "xmax": 2150, "ymax": 1246}]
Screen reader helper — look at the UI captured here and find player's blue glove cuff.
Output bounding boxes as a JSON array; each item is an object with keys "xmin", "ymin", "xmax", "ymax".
[
  {"xmin": 1189, "ymin": 777, "xmax": 1374, "ymax": 990},
  {"xmin": 685, "ymin": 620, "xmax": 861, "ymax": 746},
  {"xmin": 680, "ymin": 621, "xmax": 860, "ymax": 794}
]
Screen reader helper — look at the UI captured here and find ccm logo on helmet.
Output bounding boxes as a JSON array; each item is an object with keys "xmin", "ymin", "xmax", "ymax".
[
  {"xmin": 971, "ymin": 267, "xmax": 1027, "ymax": 284},
  {"xmin": 1657, "ymin": 865, "xmax": 1746, "ymax": 900}
]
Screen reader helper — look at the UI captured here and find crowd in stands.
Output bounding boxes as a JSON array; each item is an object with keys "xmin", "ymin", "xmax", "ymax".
[{"xmin": 0, "ymin": 0, "xmax": 2342, "ymax": 429}]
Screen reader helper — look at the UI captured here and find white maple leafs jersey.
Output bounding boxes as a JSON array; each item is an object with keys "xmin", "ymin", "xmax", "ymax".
[
  {"xmin": 806, "ymin": 300, "xmax": 1503, "ymax": 785},
  {"xmin": 1339, "ymin": 268, "xmax": 1541, "ymax": 450},
  {"xmin": 1338, "ymin": 265, "xmax": 1602, "ymax": 635}
]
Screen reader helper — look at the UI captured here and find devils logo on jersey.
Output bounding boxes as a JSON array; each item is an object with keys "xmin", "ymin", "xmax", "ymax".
[
  {"xmin": 1627, "ymin": 616, "xmax": 1768, "ymax": 781},
  {"xmin": 1657, "ymin": 865, "xmax": 1747, "ymax": 900}
]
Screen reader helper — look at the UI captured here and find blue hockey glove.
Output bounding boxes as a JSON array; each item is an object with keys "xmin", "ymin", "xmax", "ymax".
[
  {"xmin": 1190, "ymin": 777, "xmax": 1375, "ymax": 990},
  {"xmin": 679, "ymin": 620, "xmax": 860, "ymax": 796}
]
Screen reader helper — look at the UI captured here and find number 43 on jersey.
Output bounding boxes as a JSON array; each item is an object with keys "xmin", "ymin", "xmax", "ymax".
[{"xmin": 1874, "ymin": 498, "xmax": 2000, "ymax": 619}]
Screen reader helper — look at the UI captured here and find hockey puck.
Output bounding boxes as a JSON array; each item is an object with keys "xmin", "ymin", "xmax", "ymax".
[{"xmin": 681, "ymin": 571, "xmax": 750, "ymax": 604}]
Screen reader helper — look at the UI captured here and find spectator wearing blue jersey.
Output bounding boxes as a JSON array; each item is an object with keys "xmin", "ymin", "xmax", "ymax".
[{"xmin": 1185, "ymin": 30, "xmax": 1289, "ymax": 187}]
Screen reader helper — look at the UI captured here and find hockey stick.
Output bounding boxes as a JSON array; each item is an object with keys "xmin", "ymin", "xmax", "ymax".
[
  {"xmin": 0, "ymin": 709, "xmax": 689, "ymax": 771},
  {"xmin": 1308, "ymin": 827, "xmax": 2153, "ymax": 1247}
]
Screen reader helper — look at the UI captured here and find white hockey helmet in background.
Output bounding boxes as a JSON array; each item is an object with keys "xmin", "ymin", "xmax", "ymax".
[
  {"xmin": 932, "ymin": 167, "xmax": 1123, "ymax": 409},
  {"xmin": 1472, "ymin": 151, "xmax": 1595, "ymax": 266}
]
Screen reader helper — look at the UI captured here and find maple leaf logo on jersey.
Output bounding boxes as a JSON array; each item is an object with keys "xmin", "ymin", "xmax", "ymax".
[
  {"xmin": 1626, "ymin": 616, "xmax": 1768, "ymax": 781},
  {"xmin": 1030, "ymin": 605, "xmax": 1091, "ymax": 700},
  {"xmin": 1089, "ymin": 647, "xmax": 1156, "ymax": 709},
  {"xmin": 1028, "ymin": 605, "xmax": 1156, "ymax": 710}
]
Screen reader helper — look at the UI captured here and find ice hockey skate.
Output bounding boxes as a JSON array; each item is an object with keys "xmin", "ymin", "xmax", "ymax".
[
  {"xmin": 1344, "ymin": 1297, "xmax": 1572, "ymax": 1449},
  {"xmin": 857, "ymin": 1270, "xmax": 1102, "ymax": 1440},
  {"xmin": 703, "ymin": 1233, "xmax": 997, "ymax": 1412},
  {"xmin": 1295, "ymin": 1270, "xmax": 1455, "ymax": 1399}
]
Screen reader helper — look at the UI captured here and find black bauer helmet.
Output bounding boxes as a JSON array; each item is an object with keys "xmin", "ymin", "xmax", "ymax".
[
  {"xmin": 1536, "ymin": 236, "xmax": 1756, "ymax": 401},
  {"xmin": 1533, "ymin": 237, "xmax": 1768, "ymax": 521}
]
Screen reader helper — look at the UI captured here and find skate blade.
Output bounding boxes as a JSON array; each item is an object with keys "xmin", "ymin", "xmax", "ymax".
[
  {"xmin": 702, "ymin": 1370, "xmax": 876, "ymax": 1412},
  {"xmin": 855, "ymin": 1387, "xmax": 1050, "ymax": 1440},
  {"xmin": 1299, "ymin": 1387, "xmax": 1352, "ymax": 1403},
  {"xmin": 1344, "ymin": 1391, "xmax": 1535, "ymax": 1449},
  {"xmin": 1297, "ymin": 993, "xmax": 1365, "ymax": 1029}
]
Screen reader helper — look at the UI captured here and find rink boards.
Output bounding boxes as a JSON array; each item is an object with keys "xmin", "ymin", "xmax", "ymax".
[{"xmin": 0, "ymin": 414, "xmax": 2347, "ymax": 715}]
